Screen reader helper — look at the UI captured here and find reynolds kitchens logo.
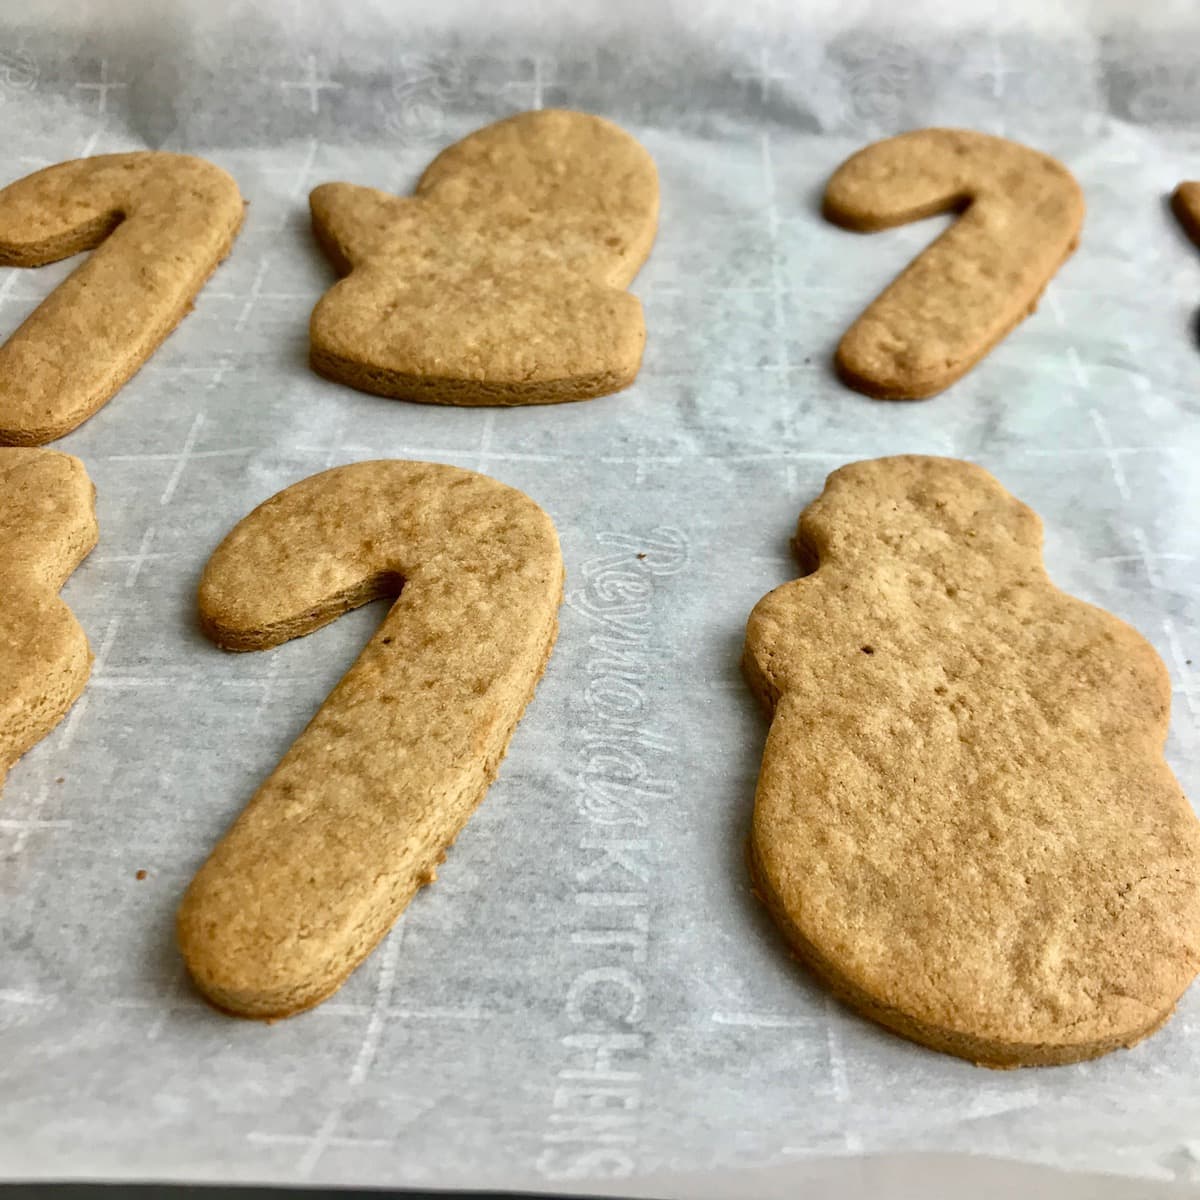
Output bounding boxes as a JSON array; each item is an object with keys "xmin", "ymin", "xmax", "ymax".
[{"xmin": 537, "ymin": 526, "xmax": 687, "ymax": 1183}]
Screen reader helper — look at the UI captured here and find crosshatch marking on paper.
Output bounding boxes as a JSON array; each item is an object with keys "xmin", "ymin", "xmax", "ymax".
[
  {"xmin": 734, "ymin": 48, "xmax": 794, "ymax": 105},
  {"xmin": 3, "ymin": 613, "xmax": 124, "ymax": 856},
  {"xmin": 1087, "ymin": 408, "xmax": 1197, "ymax": 732},
  {"xmin": 348, "ymin": 922, "xmax": 404, "ymax": 1087},
  {"xmin": 758, "ymin": 131, "xmax": 790, "ymax": 379},
  {"xmin": 53, "ymin": 614, "xmax": 122, "ymax": 747},
  {"xmin": 75, "ymin": 58, "xmax": 126, "ymax": 117},
  {"xmin": 110, "ymin": 976, "xmax": 204, "ymax": 1034},
  {"xmin": 247, "ymin": 1122, "xmax": 392, "ymax": 1177},
  {"xmin": 160, "ymin": 412, "xmax": 205, "ymax": 505},
  {"xmin": 281, "ymin": 55, "xmax": 342, "ymax": 115},
  {"xmin": 315, "ymin": 1001, "xmax": 491, "ymax": 1021},
  {"xmin": 0, "ymin": 988, "xmax": 52, "ymax": 1006},
  {"xmin": 1045, "ymin": 285, "xmax": 1066, "ymax": 327},
  {"xmin": 988, "ymin": 39, "xmax": 1012, "ymax": 103},
  {"xmin": 0, "ymin": 267, "xmax": 21, "ymax": 309},
  {"xmin": 504, "ymin": 57, "xmax": 553, "ymax": 112},
  {"xmin": 235, "ymin": 257, "xmax": 273, "ymax": 334},
  {"xmin": 267, "ymin": 136, "xmax": 321, "ymax": 231},
  {"xmin": 0, "ymin": 782, "xmax": 69, "ymax": 856},
  {"xmin": 822, "ymin": 992, "xmax": 868, "ymax": 1153},
  {"xmin": 710, "ymin": 1010, "xmax": 818, "ymax": 1029}
]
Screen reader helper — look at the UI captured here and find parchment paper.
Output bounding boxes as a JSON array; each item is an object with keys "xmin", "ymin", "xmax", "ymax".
[{"xmin": 2, "ymin": 1, "xmax": 1200, "ymax": 1194}]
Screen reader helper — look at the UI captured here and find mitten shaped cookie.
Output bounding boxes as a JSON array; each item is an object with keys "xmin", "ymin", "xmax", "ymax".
[
  {"xmin": 0, "ymin": 449, "xmax": 98, "ymax": 797},
  {"xmin": 309, "ymin": 109, "xmax": 659, "ymax": 405},
  {"xmin": 0, "ymin": 153, "xmax": 244, "ymax": 444},
  {"xmin": 824, "ymin": 130, "xmax": 1083, "ymax": 399},
  {"xmin": 743, "ymin": 456, "xmax": 1200, "ymax": 1066},
  {"xmin": 178, "ymin": 460, "xmax": 564, "ymax": 1018}
]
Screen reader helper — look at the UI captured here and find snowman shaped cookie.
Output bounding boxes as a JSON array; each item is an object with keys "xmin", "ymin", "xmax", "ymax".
[
  {"xmin": 744, "ymin": 456, "xmax": 1200, "ymax": 1066},
  {"xmin": 0, "ymin": 449, "xmax": 97, "ymax": 797}
]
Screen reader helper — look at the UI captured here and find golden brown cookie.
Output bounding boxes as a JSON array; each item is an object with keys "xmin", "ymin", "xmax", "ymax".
[
  {"xmin": 1171, "ymin": 181, "xmax": 1200, "ymax": 247},
  {"xmin": 743, "ymin": 456, "xmax": 1200, "ymax": 1067},
  {"xmin": 824, "ymin": 129, "xmax": 1084, "ymax": 400},
  {"xmin": 309, "ymin": 109, "xmax": 659, "ymax": 405},
  {"xmin": 0, "ymin": 153, "xmax": 245, "ymax": 445},
  {"xmin": 178, "ymin": 460, "xmax": 564, "ymax": 1019},
  {"xmin": 0, "ymin": 449, "xmax": 98, "ymax": 797}
]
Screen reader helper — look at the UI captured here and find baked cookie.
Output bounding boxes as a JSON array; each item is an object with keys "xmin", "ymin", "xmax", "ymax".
[
  {"xmin": 309, "ymin": 109, "xmax": 659, "ymax": 405},
  {"xmin": 743, "ymin": 456, "xmax": 1200, "ymax": 1067},
  {"xmin": 0, "ymin": 153, "xmax": 244, "ymax": 445},
  {"xmin": 178, "ymin": 460, "xmax": 564, "ymax": 1018},
  {"xmin": 1172, "ymin": 181, "xmax": 1200, "ymax": 247},
  {"xmin": 824, "ymin": 129, "xmax": 1084, "ymax": 399},
  {"xmin": 0, "ymin": 449, "xmax": 97, "ymax": 797}
]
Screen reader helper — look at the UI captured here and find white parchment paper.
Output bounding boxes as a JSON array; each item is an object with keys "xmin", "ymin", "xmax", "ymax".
[{"xmin": 2, "ymin": 1, "xmax": 1200, "ymax": 1194}]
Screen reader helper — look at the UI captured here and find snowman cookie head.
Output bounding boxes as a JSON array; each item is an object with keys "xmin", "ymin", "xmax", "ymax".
[{"xmin": 796, "ymin": 456, "xmax": 1045, "ymax": 586}]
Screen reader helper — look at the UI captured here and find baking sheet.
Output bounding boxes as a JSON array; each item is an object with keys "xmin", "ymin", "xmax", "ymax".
[{"xmin": 2, "ymin": 0, "xmax": 1200, "ymax": 1194}]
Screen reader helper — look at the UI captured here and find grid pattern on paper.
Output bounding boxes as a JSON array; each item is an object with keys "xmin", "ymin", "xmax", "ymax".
[{"xmin": 1, "ymin": 21, "xmax": 1200, "ymax": 1195}]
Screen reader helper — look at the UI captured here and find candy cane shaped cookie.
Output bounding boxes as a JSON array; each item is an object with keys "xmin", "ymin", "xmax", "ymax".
[
  {"xmin": 0, "ymin": 449, "xmax": 98, "ymax": 797},
  {"xmin": 178, "ymin": 461, "xmax": 564, "ymax": 1018},
  {"xmin": 824, "ymin": 129, "xmax": 1084, "ymax": 399},
  {"xmin": 0, "ymin": 153, "xmax": 244, "ymax": 444}
]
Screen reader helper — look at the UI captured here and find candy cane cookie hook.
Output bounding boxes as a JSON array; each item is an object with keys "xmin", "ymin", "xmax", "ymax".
[
  {"xmin": 824, "ymin": 129, "xmax": 1083, "ymax": 399},
  {"xmin": 178, "ymin": 460, "xmax": 564, "ymax": 1018},
  {"xmin": 0, "ymin": 153, "xmax": 244, "ymax": 444}
]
